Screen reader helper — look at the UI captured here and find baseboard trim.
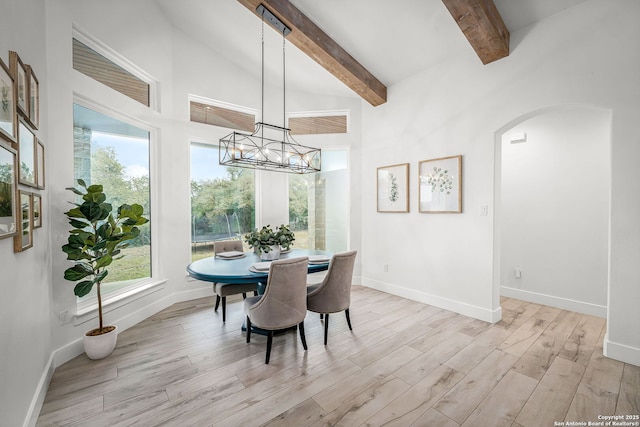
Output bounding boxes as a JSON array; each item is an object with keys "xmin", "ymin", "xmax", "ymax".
[
  {"xmin": 604, "ymin": 333, "xmax": 640, "ymax": 366},
  {"xmin": 24, "ymin": 353, "xmax": 55, "ymax": 427},
  {"xmin": 500, "ymin": 286, "xmax": 607, "ymax": 318},
  {"xmin": 361, "ymin": 277, "xmax": 501, "ymax": 323}
]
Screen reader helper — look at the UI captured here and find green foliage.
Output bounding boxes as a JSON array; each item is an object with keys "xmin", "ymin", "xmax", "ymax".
[
  {"xmin": 244, "ymin": 224, "xmax": 295, "ymax": 253},
  {"xmin": 427, "ymin": 167, "xmax": 453, "ymax": 195},
  {"xmin": 62, "ymin": 179, "xmax": 149, "ymax": 329},
  {"xmin": 389, "ymin": 173, "xmax": 399, "ymax": 202}
]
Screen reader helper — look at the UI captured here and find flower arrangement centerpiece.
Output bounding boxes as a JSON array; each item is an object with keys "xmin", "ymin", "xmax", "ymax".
[{"xmin": 244, "ymin": 224, "xmax": 295, "ymax": 260}]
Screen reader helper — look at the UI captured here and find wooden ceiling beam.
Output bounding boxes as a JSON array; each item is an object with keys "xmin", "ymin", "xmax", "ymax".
[
  {"xmin": 441, "ymin": 0, "xmax": 510, "ymax": 65},
  {"xmin": 237, "ymin": 0, "xmax": 387, "ymax": 106}
]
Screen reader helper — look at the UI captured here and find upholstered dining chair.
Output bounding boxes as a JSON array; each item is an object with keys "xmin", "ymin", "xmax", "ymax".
[
  {"xmin": 212, "ymin": 240, "xmax": 258, "ymax": 323},
  {"xmin": 306, "ymin": 250, "xmax": 357, "ymax": 345},
  {"xmin": 244, "ymin": 257, "xmax": 309, "ymax": 364}
]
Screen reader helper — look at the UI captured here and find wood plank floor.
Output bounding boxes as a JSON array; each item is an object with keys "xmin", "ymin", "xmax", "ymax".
[{"xmin": 37, "ymin": 286, "xmax": 640, "ymax": 426}]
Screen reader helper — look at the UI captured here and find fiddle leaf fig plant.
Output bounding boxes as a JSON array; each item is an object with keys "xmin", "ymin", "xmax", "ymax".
[{"xmin": 62, "ymin": 179, "xmax": 149, "ymax": 334}]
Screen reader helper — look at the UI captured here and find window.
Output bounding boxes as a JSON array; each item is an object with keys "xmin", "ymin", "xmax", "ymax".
[
  {"xmin": 72, "ymin": 38, "xmax": 150, "ymax": 107},
  {"xmin": 288, "ymin": 111, "xmax": 349, "ymax": 135},
  {"xmin": 190, "ymin": 142, "xmax": 255, "ymax": 261},
  {"xmin": 73, "ymin": 103, "xmax": 151, "ymax": 300},
  {"xmin": 289, "ymin": 150, "xmax": 348, "ymax": 252}
]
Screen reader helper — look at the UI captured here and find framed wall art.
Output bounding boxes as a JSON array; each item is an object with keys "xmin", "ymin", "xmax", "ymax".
[
  {"xmin": 33, "ymin": 193, "xmax": 41, "ymax": 229},
  {"xmin": 419, "ymin": 155, "xmax": 462, "ymax": 213},
  {"xmin": 14, "ymin": 190, "xmax": 33, "ymax": 252},
  {"xmin": 18, "ymin": 120, "xmax": 36, "ymax": 187},
  {"xmin": 377, "ymin": 163, "xmax": 409, "ymax": 213},
  {"xmin": 9, "ymin": 51, "xmax": 27, "ymax": 117},
  {"xmin": 36, "ymin": 139, "xmax": 45, "ymax": 189},
  {"xmin": 0, "ymin": 143, "xmax": 17, "ymax": 239},
  {"xmin": 27, "ymin": 65, "xmax": 39, "ymax": 129},
  {"xmin": 0, "ymin": 58, "xmax": 17, "ymax": 143}
]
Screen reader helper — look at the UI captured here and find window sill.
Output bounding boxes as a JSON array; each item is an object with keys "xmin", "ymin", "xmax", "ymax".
[{"xmin": 74, "ymin": 279, "xmax": 167, "ymax": 326}]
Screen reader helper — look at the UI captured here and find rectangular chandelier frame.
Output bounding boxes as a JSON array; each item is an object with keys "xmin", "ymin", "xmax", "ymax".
[{"xmin": 219, "ymin": 122, "xmax": 321, "ymax": 174}]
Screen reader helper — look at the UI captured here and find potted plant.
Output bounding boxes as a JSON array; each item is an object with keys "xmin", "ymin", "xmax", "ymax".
[
  {"xmin": 244, "ymin": 224, "xmax": 295, "ymax": 260},
  {"xmin": 62, "ymin": 179, "xmax": 149, "ymax": 359}
]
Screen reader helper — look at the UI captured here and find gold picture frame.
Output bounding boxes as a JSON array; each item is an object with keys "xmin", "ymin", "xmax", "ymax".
[
  {"xmin": 377, "ymin": 163, "xmax": 409, "ymax": 213},
  {"xmin": 26, "ymin": 65, "xmax": 39, "ymax": 129},
  {"xmin": 14, "ymin": 190, "xmax": 33, "ymax": 252},
  {"xmin": 0, "ymin": 143, "xmax": 18, "ymax": 239},
  {"xmin": 0, "ymin": 58, "xmax": 17, "ymax": 144},
  {"xmin": 17, "ymin": 120, "xmax": 37, "ymax": 188},
  {"xmin": 9, "ymin": 51, "xmax": 28, "ymax": 117}
]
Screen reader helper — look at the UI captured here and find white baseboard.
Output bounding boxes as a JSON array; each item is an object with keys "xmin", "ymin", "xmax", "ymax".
[
  {"xmin": 361, "ymin": 277, "xmax": 502, "ymax": 323},
  {"xmin": 604, "ymin": 333, "xmax": 640, "ymax": 366},
  {"xmin": 24, "ymin": 353, "xmax": 55, "ymax": 427},
  {"xmin": 500, "ymin": 286, "xmax": 607, "ymax": 318}
]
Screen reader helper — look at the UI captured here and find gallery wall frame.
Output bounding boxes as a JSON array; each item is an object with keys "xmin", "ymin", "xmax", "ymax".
[
  {"xmin": 36, "ymin": 139, "xmax": 45, "ymax": 189},
  {"xmin": 9, "ymin": 51, "xmax": 27, "ymax": 117},
  {"xmin": 33, "ymin": 193, "xmax": 41, "ymax": 229},
  {"xmin": 17, "ymin": 119, "xmax": 37, "ymax": 188},
  {"xmin": 377, "ymin": 163, "xmax": 409, "ymax": 213},
  {"xmin": 14, "ymin": 190, "xmax": 33, "ymax": 252},
  {"xmin": 418, "ymin": 155, "xmax": 463, "ymax": 213},
  {"xmin": 0, "ymin": 58, "xmax": 17, "ymax": 144},
  {"xmin": 26, "ymin": 65, "xmax": 39, "ymax": 129},
  {"xmin": 0, "ymin": 142, "xmax": 18, "ymax": 240}
]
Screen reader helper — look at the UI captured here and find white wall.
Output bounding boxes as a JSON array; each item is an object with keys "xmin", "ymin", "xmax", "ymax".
[
  {"xmin": 0, "ymin": 1, "xmax": 51, "ymax": 426},
  {"xmin": 360, "ymin": 0, "xmax": 640, "ymax": 365},
  {"xmin": 499, "ymin": 107, "xmax": 610, "ymax": 316}
]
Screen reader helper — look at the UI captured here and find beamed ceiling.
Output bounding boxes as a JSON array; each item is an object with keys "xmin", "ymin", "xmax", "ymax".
[{"xmin": 155, "ymin": 0, "xmax": 589, "ymax": 105}]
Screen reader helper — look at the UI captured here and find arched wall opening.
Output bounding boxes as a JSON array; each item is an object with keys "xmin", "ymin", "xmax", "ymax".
[{"xmin": 493, "ymin": 105, "xmax": 611, "ymax": 318}]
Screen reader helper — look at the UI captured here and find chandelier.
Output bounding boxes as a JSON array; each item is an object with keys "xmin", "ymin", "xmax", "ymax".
[{"xmin": 219, "ymin": 4, "xmax": 321, "ymax": 174}]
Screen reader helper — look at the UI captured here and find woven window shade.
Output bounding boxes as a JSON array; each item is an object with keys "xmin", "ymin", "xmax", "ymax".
[
  {"xmin": 289, "ymin": 115, "xmax": 347, "ymax": 135},
  {"xmin": 73, "ymin": 38, "xmax": 149, "ymax": 107},
  {"xmin": 190, "ymin": 101, "xmax": 255, "ymax": 132}
]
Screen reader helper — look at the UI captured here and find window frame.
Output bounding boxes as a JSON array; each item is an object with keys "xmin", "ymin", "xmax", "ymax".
[{"xmin": 72, "ymin": 96, "xmax": 160, "ymax": 316}]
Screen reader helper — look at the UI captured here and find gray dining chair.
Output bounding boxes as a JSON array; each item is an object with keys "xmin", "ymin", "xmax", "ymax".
[
  {"xmin": 244, "ymin": 257, "xmax": 309, "ymax": 364},
  {"xmin": 212, "ymin": 240, "xmax": 258, "ymax": 323},
  {"xmin": 306, "ymin": 250, "xmax": 357, "ymax": 345}
]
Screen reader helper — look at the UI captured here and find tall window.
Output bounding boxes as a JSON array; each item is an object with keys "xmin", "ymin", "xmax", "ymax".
[
  {"xmin": 73, "ymin": 103, "xmax": 151, "ymax": 299},
  {"xmin": 289, "ymin": 150, "xmax": 348, "ymax": 252},
  {"xmin": 190, "ymin": 142, "xmax": 255, "ymax": 261}
]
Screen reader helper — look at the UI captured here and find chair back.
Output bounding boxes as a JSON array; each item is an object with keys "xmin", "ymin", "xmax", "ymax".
[
  {"xmin": 247, "ymin": 257, "xmax": 309, "ymax": 330},
  {"xmin": 214, "ymin": 240, "xmax": 243, "ymax": 254},
  {"xmin": 309, "ymin": 250, "xmax": 357, "ymax": 313}
]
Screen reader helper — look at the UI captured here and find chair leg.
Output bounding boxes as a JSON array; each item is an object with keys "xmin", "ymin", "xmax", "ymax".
[
  {"xmin": 246, "ymin": 317, "xmax": 252, "ymax": 343},
  {"xmin": 242, "ymin": 292, "xmax": 247, "ymax": 299},
  {"xmin": 254, "ymin": 290, "xmax": 258, "ymax": 296},
  {"xmin": 299, "ymin": 321, "xmax": 308, "ymax": 350},
  {"xmin": 324, "ymin": 313, "xmax": 330, "ymax": 345},
  {"xmin": 222, "ymin": 297, "xmax": 227, "ymax": 323},
  {"xmin": 214, "ymin": 295, "xmax": 221, "ymax": 312},
  {"xmin": 320, "ymin": 313, "xmax": 323, "ymax": 320},
  {"xmin": 345, "ymin": 308, "xmax": 352, "ymax": 330},
  {"xmin": 265, "ymin": 331, "xmax": 273, "ymax": 364}
]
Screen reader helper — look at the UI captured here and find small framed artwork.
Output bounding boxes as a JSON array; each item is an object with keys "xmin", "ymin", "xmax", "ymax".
[
  {"xmin": 0, "ymin": 143, "xmax": 18, "ymax": 239},
  {"xmin": 9, "ymin": 51, "xmax": 28, "ymax": 117},
  {"xmin": 377, "ymin": 163, "xmax": 409, "ymax": 213},
  {"xmin": 27, "ymin": 65, "xmax": 39, "ymax": 129},
  {"xmin": 33, "ymin": 193, "xmax": 41, "ymax": 229},
  {"xmin": 0, "ymin": 58, "xmax": 17, "ymax": 143},
  {"xmin": 36, "ymin": 139, "xmax": 45, "ymax": 189},
  {"xmin": 14, "ymin": 190, "xmax": 33, "ymax": 252},
  {"xmin": 18, "ymin": 120, "xmax": 37, "ymax": 187},
  {"xmin": 419, "ymin": 155, "xmax": 462, "ymax": 213}
]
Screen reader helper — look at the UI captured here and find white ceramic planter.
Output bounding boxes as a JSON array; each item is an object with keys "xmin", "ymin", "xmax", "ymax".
[
  {"xmin": 260, "ymin": 245, "xmax": 281, "ymax": 261},
  {"xmin": 83, "ymin": 325, "xmax": 118, "ymax": 360}
]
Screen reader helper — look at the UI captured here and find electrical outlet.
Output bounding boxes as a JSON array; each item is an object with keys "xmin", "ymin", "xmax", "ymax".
[
  {"xmin": 58, "ymin": 310, "xmax": 70, "ymax": 325},
  {"xmin": 480, "ymin": 205, "xmax": 489, "ymax": 216},
  {"xmin": 515, "ymin": 268, "xmax": 522, "ymax": 278},
  {"xmin": 384, "ymin": 264, "xmax": 389, "ymax": 272}
]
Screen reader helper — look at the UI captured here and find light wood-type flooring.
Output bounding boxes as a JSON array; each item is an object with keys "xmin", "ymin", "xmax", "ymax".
[{"xmin": 37, "ymin": 286, "xmax": 639, "ymax": 426}]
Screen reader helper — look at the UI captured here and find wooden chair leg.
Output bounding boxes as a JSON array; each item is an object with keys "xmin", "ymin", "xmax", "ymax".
[
  {"xmin": 324, "ymin": 313, "xmax": 330, "ymax": 345},
  {"xmin": 242, "ymin": 293, "xmax": 247, "ymax": 299},
  {"xmin": 246, "ymin": 317, "xmax": 252, "ymax": 343},
  {"xmin": 214, "ymin": 295, "xmax": 221, "ymax": 312},
  {"xmin": 265, "ymin": 331, "xmax": 274, "ymax": 364},
  {"xmin": 345, "ymin": 308, "xmax": 352, "ymax": 330},
  {"xmin": 320, "ymin": 313, "xmax": 323, "ymax": 320},
  {"xmin": 299, "ymin": 321, "xmax": 308, "ymax": 350},
  {"xmin": 253, "ymin": 290, "xmax": 258, "ymax": 296},
  {"xmin": 222, "ymin": 297, "xmax": 227, "ymax": 323}
]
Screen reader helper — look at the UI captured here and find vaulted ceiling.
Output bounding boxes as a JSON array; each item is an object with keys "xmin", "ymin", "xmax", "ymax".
[{"xmin": 154, "ymin": 0, "xmax": 588, "ymax": 104}]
